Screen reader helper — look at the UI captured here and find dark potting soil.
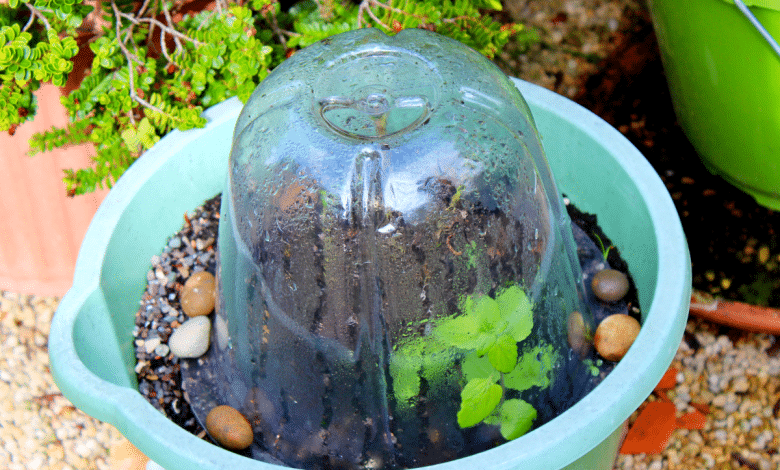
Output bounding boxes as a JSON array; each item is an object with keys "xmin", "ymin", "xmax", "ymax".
[{"xmin": 133, "ymin": 193, "xmax": 640, "ymax": 467}]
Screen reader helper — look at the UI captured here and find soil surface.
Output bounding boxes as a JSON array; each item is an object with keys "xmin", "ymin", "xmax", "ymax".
[{"xmin": 133, "ymin": 193, "xmax": 637, "ymax": 468}]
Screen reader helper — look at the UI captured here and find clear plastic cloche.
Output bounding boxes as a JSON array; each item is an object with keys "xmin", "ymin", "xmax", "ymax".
[{"xmin": 182, "ymin": 28, "xmax": 597, "ymax": 469}]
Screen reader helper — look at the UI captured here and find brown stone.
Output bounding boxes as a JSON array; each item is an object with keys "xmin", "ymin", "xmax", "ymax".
[
  {"xmin": 181, "ymin": 271, "xmax": 216, "ymax": 317},
  {"xmin": 567, "ymin": 311, "xmax": 591, "ymax": 357},
  {"xmin": 591, "ymin": 269, "xmax": 630, "ymax": 302},
  {"xmin": 206, "ymin": 405, "xmax": 254, "ymax": 451},
  {"xmin": 594, "ymin": 314, "xmax": 641, "ymax": 362},
  {"xmin": 109, "ymin": 439, "xmax": 150, "ymax": 470}
]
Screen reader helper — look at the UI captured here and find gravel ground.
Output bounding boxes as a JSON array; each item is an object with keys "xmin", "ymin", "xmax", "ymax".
[
  {"xmin": 4, "ymin": 1, "xmax": 780, "ymax": 469},
  {"xmin": 0, "ymin": 292, "xmax": 124, "ymax": 470},
  {"xmin": 5, "ymin": 289, "xmax": 780, "ymax": 469},
  {"xmin": 615, "ymin": 318, "xmax": 780, "ymax": 470}
]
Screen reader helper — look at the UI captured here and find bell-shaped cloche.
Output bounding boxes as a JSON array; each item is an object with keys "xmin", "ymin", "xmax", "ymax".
[{"xmin": 182, "ymin": 28, "xmax": 596, "ymax": 469}]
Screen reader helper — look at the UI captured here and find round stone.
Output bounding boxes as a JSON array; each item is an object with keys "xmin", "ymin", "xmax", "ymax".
[
  {"xmin": 168, "ymin": 316, "xmax": 211, "ymax": 358},
  {"xmin": 591, "ymin": 269, "xmax": 629, "ymax": 302},
  {"xmin": 181, "ymin": 271, "xmax": 216, "ymax": 317},
  {"xmin": 567, "ymin": 311, "xmax": 591, "ymax": 357},
  {"xmin": 594, "ymin": 314, "xmax": 641, "ymax": 362},
  {"xmin": 153, "ymin": 343, "xmax": 170, "ymax": 357},
  {"xmin": 206, "ymin": 405, "xmax": 254, "ymax": 450}
]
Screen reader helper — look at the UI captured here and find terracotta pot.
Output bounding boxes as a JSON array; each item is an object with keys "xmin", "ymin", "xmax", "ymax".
[
  {"xmin": 0, "ymin": 84, "xmax": 108, "ymax": 296},
  {"xmin": 689, "ymin": 290, "xmax": 780, "ymax": 334}
]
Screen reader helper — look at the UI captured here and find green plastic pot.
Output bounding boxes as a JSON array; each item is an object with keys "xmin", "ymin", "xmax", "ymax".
[
  {"xmin": 49, "ymin": 79, "xmax": 691, "ymax": 470},
  {"xmin": 647, "ymin": 0, "xmax": 780, "ymax": 209}
]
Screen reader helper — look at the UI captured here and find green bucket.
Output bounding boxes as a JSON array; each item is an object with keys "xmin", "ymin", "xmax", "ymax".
[
  {"xmin": 648, "ymin": 0, "xmax": 780, "ymax": 209},
  {"xmin": 49, "ymin": 79, "xmax": 691, "ymax": 470}
]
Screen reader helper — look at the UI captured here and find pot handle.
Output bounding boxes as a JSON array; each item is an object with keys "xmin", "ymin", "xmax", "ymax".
[{"xmin": 734, "ymin": 0, "xmax": 780, "ymax": 60}]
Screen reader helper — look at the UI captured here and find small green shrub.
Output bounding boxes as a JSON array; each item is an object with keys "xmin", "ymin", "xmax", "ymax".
[{"xmin": 1, "ymin": 0, "xmax": 537, "ymax": 195}]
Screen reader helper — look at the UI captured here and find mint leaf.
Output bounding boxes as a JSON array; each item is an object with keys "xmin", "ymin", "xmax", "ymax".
[
  {"xmin": 457, "ymin": 377, "xmax": 502, "ymax": 428},
  {"xmin": 461, "ymin": 351, "xmax": 494, "ymax": 381},
  {"xmin": 505, "ymin": 344, "xmax": 558, "ymax": 392},
  {"xmin": 497, "ymin": 399, "xmax": 537, "ymax": 440},
  {"xmin": 487, "ymin": 334, "xmax": 517, "ymax": 373},
  {"xmin": 472, "ymin": 294, "xmax": 501, "ymax": 328},
  {"xmin": 434, "ymin": 314, "xmax": 482, "ymax": 349},
  {"xmin": 496, "ymin": 285, "xmax": 533, "ymax": 342}
]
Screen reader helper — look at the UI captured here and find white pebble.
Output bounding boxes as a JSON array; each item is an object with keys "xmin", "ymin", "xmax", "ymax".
[
  {"xmin": 712, "ymin": 394, "xmax": 727, "ymax": 407},
  {"xmin": 169, "ymin": 317, "xmax": 211, "ymax": 358},
  {"xmin": 377, "ymin": 223, "xmax": 395, "ymax": 234},
  {"xmin": 752, "ymin": 430, "xmax": 774, "ymax": 450},
  {"xmin": 215, "ymin": 314, "xmax": 230, "ymax": 351},
  {"xmin": 732, "ymin": 376, "xmax": 749, "ymax": 393},
  {"xmin": 168, "ymin": 237, "xmax": 182, "ymax": 249},
  {"xmin": 144, "ymin": 337, "xmax": 162, "ymax": 355},
  {"xmin": 708, "ymin": 374, "xmax": 721, "ymax": 393},
  {"xmin": 154, "ymin": 343, "xmax": 170, "ymax": 357},
  {"xmin": 723, "ymin": 399, "xmax": 739, "ymax": 414}
]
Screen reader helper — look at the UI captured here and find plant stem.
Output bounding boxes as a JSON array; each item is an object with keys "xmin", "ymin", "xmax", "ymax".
[
  {"xmin": 110, "ymin": 0, "xmax": 175, "ymax": 124},
  {"xmin": 23, "ymin": 3, "xmax": 51, "ymax": 32}
]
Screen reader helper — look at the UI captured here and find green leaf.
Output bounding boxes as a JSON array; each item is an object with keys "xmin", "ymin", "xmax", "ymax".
[
  {"xmin": 120, "ymin": 127, "xmax": 140, "ymax": 150},
  {"xmin": 389, "ymin": 351, "xmax": 422, "ymax": 404},
  {"xmin": 483, "ymin": 0, "xmax": 504, "ymax": 10},
  {"xmin": 457, "ymin": 377, "xmax": 502, "ymax": 428},
  {"xmin": 461, "ymin": 351, "xmax": 494, "ymax": 381},
  {"xmin": 487, "ymin": 334, "xmax": 517, "ymax": 373},
  {"xmin": 137, "ymin": 118, "xmax": 159, "ymax": 150},
  {"xmin": 496, "ymin": 285, "xmax": 534, "ymax": 342},
  {"xmin": 433, "ymin": 313, "xmax": 480, "ymax": 348},
  {"xmin": 472, "ymin": 295, "xmax": 501, "ymax": 327},
  {"xmin": 504, "ymin": 344, "xmax": 558, "ymax": 392},
  {"xmin": 497, "ymin": 399, "xmax": 537, "ymax": 440}
]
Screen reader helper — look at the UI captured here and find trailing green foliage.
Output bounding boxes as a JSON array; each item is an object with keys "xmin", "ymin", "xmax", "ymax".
[
  {"xmin": 390, "ymin": 284, "xmax": 556, "ymax": 441},
  {"xmin": 1, "ymin": 0, "xmax": 536, "ymax": 195},
  {"xmin": 0, "ymin": 0, "xmax": 87, "ymax": 132}
]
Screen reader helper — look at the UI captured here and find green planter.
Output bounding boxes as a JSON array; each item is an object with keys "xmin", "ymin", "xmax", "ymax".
[
  {"xmin": 648, "ymin": 0, "xmax": 780, "ymax": 209},
  {"xmin": 49, "ymin": 79, "xmax": 690, "ymax": 470}
]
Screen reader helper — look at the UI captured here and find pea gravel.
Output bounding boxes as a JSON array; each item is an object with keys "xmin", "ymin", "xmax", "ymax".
[
  {"xmin": 614, "ymin": 317, "xmax": 780, "ymax": 470},
  {"xmin": 0, "ymin": 292, "xmax": 124, "ymax": 470}
]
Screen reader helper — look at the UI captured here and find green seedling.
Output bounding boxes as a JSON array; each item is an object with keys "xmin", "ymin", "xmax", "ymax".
[
  {"xmin": 390, "ymin": 284, "xmax": 557, "ymax": 441},
  {"xmin": 593, "ymin": 233, "xmax": 614, "ymax": 261}
]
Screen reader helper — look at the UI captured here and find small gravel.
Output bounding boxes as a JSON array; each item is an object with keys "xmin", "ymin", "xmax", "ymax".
[
  {"xmin": 0, "ymin": 292, "xmax": 124, "ymax": 470},
  {"xmin": 500, "ymin": 0, "xmax": 643, "ymax": 99},
  {"xmin": 6, "ymin": 284, "xmax": 778, "ymax": 470},
  {"xmin": 614, "ymin": 317, "xmax": 780, "ymax": 470},
  {"xmin": 132, "ymin": 195, "xmax": 220, "ymax": 438}
]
